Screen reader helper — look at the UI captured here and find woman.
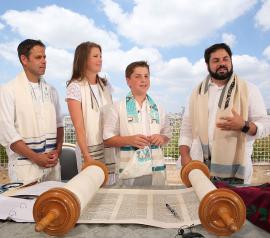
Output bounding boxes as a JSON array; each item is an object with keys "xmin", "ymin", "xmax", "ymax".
[{"xmin": 66, "ymin": 42, "xmax": 114, "ymax": 183}]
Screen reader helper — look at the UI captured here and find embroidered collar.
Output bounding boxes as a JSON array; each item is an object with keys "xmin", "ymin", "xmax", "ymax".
[{"xmin": 126, "ymin": 92, "xmax": 159, "ymax": 124}]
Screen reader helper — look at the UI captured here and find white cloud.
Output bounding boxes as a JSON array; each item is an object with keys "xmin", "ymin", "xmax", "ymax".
[
  {"xmin": 233, "ymin": 54, "xmax": 270, "ymax": 106},
  {"xmin": 103, "ymin": 47, "xmax": 270, "ymax": 111},
  {"xmin": 45, "ymin": 47, "xmax": 73, "ymax": 84},
  {"xmin": 1, "ymin": 5, "xmax": 120, "ymax": 50},
  {"xmin": 102, "ymin": 0, "xmax": 256, "ymax": 47},
  {"xmin": 233, "ymin": 54, "xmax": 270, "ymax": 82},
  {"xmin": 263, "ymin": 45, "xmax": 270, "ymax": 60},
  {"xmin": 103, "ymin": 47, "xmax": 162, "ymax": 75},
  {"xmin": 222, "ymin": 33, "xmax": 237, "ymax": 47},
  {"xmin": 0, "ymin": 41, "xmax": 73, "ymax": 84},
  {"xmin": 102, "ymin": 47, "xmax": 207, "ymax": 109},
  {"xmin": 1, "ymin": 43, "xmax": 269, "ymax": 112},
  {"xmin": 0, "ymin": 22, "xmax": 4, "ymax": 30},
  {"xmin": 147, "ymin": 58, "xmax": 206, "ymax": 110},
  {"xmin": 1, "ymin": 1, "xmax": 269, "ymax": 113},
  {"xmin": 101, "ymin": 46, "xmax": 165, "ymax": 101},
  {"xmin": 0, "ymin": 41, "xmax": 20, "ymax": 65},
  {"xmin": 154, "ymin": 58, "xmax": 203, "ymax": 88},
  {"xmin": 158, "ymin": 54, "xmax": 270, "ymax": 110},
  {"xmin": 255, "ymin": 0, "xmax": 270, "ymax": 31}
]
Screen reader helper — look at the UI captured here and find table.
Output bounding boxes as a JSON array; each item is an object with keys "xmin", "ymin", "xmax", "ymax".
[
  {"xmin": 0, "ymin": 219, "xmax": 269, "ymax": 238},
  {"xmin": 0, "ymin": 185, "xmax": 269, "ymax": 237}
]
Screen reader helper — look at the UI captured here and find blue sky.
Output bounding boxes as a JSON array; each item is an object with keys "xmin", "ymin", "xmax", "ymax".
[{"xmin": 0, "ymin": 0, "xmax": 270, "ymax": 113}]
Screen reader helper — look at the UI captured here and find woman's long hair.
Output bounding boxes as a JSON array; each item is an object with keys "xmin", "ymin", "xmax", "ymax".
[{"xmin": 67, "ymin": 41, "xmax": 107, "ymax": 86}]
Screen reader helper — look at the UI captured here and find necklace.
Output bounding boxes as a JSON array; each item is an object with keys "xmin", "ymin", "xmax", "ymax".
[
  {"xmin": 88, "ymin": 83, "xmax": 102, "ymax": 109},
  {"xmin": 28, "ymin": 81, "xmax": 44, "ymax": 102}
]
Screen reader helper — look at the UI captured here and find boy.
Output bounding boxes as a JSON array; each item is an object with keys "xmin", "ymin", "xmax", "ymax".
[{"xmin": 103, "ymin": 61, "xmax": 171, "ymax": 185}]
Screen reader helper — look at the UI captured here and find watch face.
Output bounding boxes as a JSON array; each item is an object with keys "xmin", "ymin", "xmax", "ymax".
[{"xmin": 241, "ymin": 121, "xmax": 250, "ymax": 133}]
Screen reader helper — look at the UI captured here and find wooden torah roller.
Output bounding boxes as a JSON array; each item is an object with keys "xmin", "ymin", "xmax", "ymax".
[
  {"xmin": 33, "ymin": 160, "xmax": 109, "ymax": 236},
  {"xmin": 181, "ymin": 160, "xmax": 246, "ymax": 236}
]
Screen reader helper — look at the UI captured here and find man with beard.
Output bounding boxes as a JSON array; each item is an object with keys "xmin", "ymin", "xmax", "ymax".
[{"xmin": 178, "ymin": 43, "xmax": 269, "ymax": 184}]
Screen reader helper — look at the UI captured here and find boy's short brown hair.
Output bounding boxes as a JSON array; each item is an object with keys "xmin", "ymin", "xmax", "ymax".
[{"xmin": 125, "ymin": 61, "xmax": 149, "ymax": 78}]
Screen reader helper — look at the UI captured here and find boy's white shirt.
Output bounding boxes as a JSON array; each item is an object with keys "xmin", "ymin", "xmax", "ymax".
[
  {"xmin": 103, "ymin": 97, "xmax": 171, "ymax": 185},
  {"xmin": 103, "ymin": 100, "xmax": 171, "ymax": 141}
]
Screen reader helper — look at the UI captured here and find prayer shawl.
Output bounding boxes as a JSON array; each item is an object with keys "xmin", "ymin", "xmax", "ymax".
[
  {"xmin": 7, "ymin": 71, "xmax": 58, "ymax": 183},
  {"xmin": 215, "ymin": 182, "xmax": 270, "ymax": 233},
  {"xmin": 189, "ymin": 74, "xmax": 248, "ymax": 179},
  {"xmin": 118, "ymin": 92, "xmax": 166, "ymax": 185},
  {"xmin": 79, "ymin": 78, "xmax": 112, "ymax": 164},
  {"xmin": 12, "ymin": 71, "xmax": 57, "ymax": 155}
]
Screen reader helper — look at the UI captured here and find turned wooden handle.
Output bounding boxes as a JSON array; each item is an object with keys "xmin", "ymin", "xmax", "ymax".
[
  {"xmin": 216, "ymin": 207, "xmax": 238, "ymax": 232},
  {"xmin": 33, "ymin": 187, "xmax": 80, "ymax": 236},
  {"xmin": 35, "ymin": 209, "xmax": 59, "ymax": 232}
]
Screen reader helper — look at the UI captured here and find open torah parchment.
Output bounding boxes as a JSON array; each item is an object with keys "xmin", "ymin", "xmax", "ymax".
[
  {"xmin": 78, "ymin": 187, "xmax": 201, "ymax": 228},
  {"xmin": 0, "ymin": 181, "xmax": 201, "ymax": 228}
]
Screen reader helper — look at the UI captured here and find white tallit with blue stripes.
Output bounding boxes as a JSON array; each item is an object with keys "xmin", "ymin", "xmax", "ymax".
[
  {"xmin": 117, "ymin": 92, "xmax": 166, "ymax": 185},
  {"xmin": 12, "ymin": 72, "xmax": 57, "ymax": 156},
  {"xmin": 189, "ymin": 74, "xmax": 248, "ymax": 179},
  {"xmin": 5, "ymin": 71, "xmax": 59, "ymax": 183}
]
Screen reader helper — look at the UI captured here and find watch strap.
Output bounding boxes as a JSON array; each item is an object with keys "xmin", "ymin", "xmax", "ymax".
[{"xmin": 241, "ymin": 120, "xmax": 250, "ymax": 133}]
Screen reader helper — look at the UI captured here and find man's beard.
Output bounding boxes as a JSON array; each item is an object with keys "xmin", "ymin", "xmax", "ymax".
[{"xmin": 208, "ymin": 65, "xmax": 233, "ymax": 80}]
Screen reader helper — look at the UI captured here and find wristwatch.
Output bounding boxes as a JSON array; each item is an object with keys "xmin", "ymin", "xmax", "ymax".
[{"xmin": 241, "ymin": 121, "xmax": 250, "ymax": 133}]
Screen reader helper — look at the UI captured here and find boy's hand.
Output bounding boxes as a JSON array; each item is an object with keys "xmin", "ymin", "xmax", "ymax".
[
  {"xmin": 148, "ymin": 134, "xmax": 167, "ymax": 146},
  {"xmin": 129, "ymin": 134, "xmax": 150, "ymax": 149}
]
